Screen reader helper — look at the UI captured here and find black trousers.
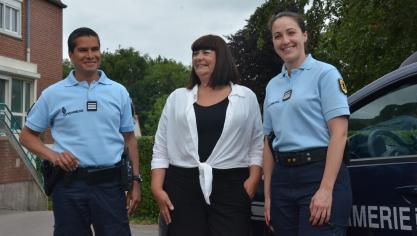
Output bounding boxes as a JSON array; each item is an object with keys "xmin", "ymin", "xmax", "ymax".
[{"xmin": 164, "ymin": 165, "xmax": 251, "ymax": 236}]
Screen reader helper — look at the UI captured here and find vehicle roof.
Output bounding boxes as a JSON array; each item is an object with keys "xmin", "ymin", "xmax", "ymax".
[{"xmin": 400, "ymin": 51, "xmax": 417, "ymax": 67}]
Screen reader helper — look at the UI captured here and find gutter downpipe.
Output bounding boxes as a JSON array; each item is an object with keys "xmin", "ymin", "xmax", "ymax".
[{"xmin": 25, "ymin": 0, "xmax": 30, "ymax": 62}]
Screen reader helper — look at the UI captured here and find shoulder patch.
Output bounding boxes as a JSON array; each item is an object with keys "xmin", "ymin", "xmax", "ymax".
[{"xmin": 338, "ymin": 79, "xmax": 348, "ymax": 95}]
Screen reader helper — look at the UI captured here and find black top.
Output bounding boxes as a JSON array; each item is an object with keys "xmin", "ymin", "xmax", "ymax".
[{"xmin": 193, "ymin": 97, "xmax": 229, "ymax": 162}]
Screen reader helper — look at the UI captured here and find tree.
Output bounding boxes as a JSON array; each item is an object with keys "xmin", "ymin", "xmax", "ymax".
[
  {"xmin": 316, "ymin": 0, "xmax": 417, "ymax": 93},
  {"xmin": 229, "ymin": 0, "xmax": 417, "ymax": 98},
  {"xmin": 99, "ymin": 48, "xmax": 189, "ymax": 135},
  {"xmin": 100, "ymin": 47, "xmax": 149, "ymax": 99},
  {"xmin": 143, "ymin": 94, "xmax": 168, "ymax": 135},
  {"xmin": 99, "ymin": 48, "xmax": 149, "ymax": 132},
  {"xmin": 62, "ymin": 48, "xmax": 189, "ymax": 136},
  {"xmin": 139, "ymin": 59, "xmax": 189, "ymax": 135},
  {"xmin": 62, "ymin": 59, "xmax": 73, "ymax": 77},
  {"xmin": 228, "ymin": 0, "xmax": 336, "ymax": 105}
]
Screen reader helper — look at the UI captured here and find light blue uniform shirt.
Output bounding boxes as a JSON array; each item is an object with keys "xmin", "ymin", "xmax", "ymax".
[
  {"xmin": 263, "ymin": 54, "xmax": 349, "ymax": 152},
  {"xmin": 26, "ymin": 70, "xmax": 135, "ymax": 167}
]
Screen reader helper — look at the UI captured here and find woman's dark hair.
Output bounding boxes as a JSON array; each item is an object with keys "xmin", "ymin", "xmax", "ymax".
[
  {"xmin": 268, "ymin": 11, "xmax": 307, "ymax": 33},
  {"xmin": 187, "ymin": 35, "xmax": 240, "ymax": 89},
  {"xmin": 67, "ymin": 27, "xmax": 100, "ymax": 53}
]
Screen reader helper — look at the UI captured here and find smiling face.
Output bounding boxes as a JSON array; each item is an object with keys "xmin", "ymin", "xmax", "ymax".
[
  {"xmin": 271, "ymin": 16, "xmax": 307, "ymax": 70},
  {"xmin": 69, "ymin": 36, "xmax": 101, "ymax": 79},
  {"xmin": 192, "ymin": 49, "xmax": 216, "ymax": 83}
]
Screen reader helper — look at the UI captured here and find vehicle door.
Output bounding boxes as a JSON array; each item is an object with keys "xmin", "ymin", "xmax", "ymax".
[{"xmin": 347, "ymin": 78, "xmax": 417, "ymax": 236}]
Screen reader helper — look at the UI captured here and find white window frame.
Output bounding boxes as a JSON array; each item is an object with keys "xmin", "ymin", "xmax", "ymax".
[
  {"xmin": 0, "ymin": 75, "xmax": 34, "ymax": 129},
  {"xmin": 0, "ymin": 0, "xmax": 22, "ymax": 38},
  {"xmin": 10, "ymin": 78, "xmax": 33, "ymax": 129},
  {"xmin": 0, "ymin": 74, "xmax": 11, "ymax": 106}
]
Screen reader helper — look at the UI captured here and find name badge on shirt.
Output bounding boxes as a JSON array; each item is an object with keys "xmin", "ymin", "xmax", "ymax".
[
  {"xmin": 282, "ymin": 89, "xmax": 292, "ymax": 101},
  {"xmin": 87, "ymin": 101, "xmax": 97, "ymax": 111}
]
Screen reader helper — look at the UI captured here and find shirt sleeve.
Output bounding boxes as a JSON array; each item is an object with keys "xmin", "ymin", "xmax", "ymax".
[
  {"xmin": 263, "ymin": 86, "xmax": 273, "ymax": 135},
  {"xmin": 248, "ymin": 93, "xmax": 264, "ymax": 167},
  {"xmin": 151, "ymin": 93, "xmax": 171, "ymax": 169},
  {"xmin": 319, "ymin": 68, "xmax": 350, "ymax": 121},
  {"xmin": 119, "ymin": 89, "xmax": 135, "ymax": 133},
  {"xmin": 25, "ymin": 93, "xmax": 50, "ymax": 132}
]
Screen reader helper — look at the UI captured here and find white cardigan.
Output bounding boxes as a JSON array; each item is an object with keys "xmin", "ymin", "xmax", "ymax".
[{"xmin": 151, "ymin": 83, "xmax": 263, "ymax": 204}]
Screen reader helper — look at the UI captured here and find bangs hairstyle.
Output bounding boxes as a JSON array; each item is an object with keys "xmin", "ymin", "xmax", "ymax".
[{"xmin": 188, "ymin": 35, "xmax": 240, "ymax": 89}]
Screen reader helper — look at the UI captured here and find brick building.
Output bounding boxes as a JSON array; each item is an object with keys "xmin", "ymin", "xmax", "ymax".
[{"xmin": 0, "ymin": 0, "xmax": 66, "ymax": 210}]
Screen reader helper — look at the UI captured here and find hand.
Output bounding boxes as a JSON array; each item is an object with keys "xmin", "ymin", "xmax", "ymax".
[
  {"xmin": 52, "ymin": 151, "xmax": 79, "ymax": 172},
  {"xmin": 152, "ymin": 189, "xmax": 174, "ymax": 224},
  {"xmin": 309, "ymin": 187, "xmax": 332, "ymax": 226},
  {"xmin": 243, "ymin": 176, "xmax": 259, "ymax": 199},
  {"xmin": 264, "ymin": 197, "xmax": 271, "ymax": 226},
  {"xmin": 126, "ymin": 182, "xmax": 141, "ymax": 216}
]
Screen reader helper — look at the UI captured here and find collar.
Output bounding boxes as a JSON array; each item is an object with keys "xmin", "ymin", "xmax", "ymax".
[
  {"xmin": 190, "ymin": 82, "xmax": 246, "ymax": 100},
  {"xmin": 280, "ymin": 54, "xmax": 315, "ymax": 79},
  {"xmin": 64, "ymin": 70, "xmax": 113, "ymax": 87}
]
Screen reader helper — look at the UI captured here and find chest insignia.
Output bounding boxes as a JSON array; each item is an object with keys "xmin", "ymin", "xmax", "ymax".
[{"xmin": 282, "ymin": 89, "xmax": 292, "ymax": 101}]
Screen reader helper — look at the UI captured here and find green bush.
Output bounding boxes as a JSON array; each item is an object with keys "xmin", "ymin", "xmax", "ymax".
[{"xmin": 132, "ymin": 136, "xmax": 159, "ymax": 223}]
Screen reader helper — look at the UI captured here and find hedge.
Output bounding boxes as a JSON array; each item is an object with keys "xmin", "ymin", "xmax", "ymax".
[{"xmin": 132, "ymin": 136, "xmax": 159, "ymax": 222}]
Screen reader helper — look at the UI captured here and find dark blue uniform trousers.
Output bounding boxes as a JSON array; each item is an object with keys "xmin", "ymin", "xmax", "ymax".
[
  {"xmin": 52, "ymin": 180, "xmax": 131, "ymax": 236},
  {"xmin": 270, "ymin": 160, "xmax": 352, "ymax": 236}
]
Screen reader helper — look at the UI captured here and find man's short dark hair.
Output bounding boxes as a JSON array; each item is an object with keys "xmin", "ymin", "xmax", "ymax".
[
  {"xmin": 188, "ymin": 35, "xmax": 240, "ymax": 89},
  {"xmin": 67, "ymin": 27, "xmax": 100, "ymax": 53}
]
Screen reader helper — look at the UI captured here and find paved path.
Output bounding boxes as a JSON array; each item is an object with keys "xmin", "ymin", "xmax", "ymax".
[{"xmin": 0, "ymin": 210, "xmax": 158, "ymax": 236}]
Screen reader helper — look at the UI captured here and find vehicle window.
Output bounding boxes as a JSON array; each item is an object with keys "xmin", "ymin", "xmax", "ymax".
[{"xmin": 349, "ymin": 83, "xmax": 417, "ymax": 159}]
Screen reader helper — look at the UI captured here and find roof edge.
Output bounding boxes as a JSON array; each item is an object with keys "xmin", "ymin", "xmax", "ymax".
[{"xmin": 48, "ymin": 0, "xmax": 67, "ymax": 8}]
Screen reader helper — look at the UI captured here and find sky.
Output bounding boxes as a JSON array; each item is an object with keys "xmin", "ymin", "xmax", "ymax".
[{"xmin": 63, "ymin": 0, "xmax": 265, "ymax": 65}]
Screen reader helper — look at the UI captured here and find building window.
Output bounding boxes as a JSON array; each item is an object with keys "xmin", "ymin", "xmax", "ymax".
[
  {"xmin": 10, "ymin": 79, "xmax": 31, "ymax": 129},
  {"xmin": 0, "ymin": 76, "xmax": 32, "ymax": 130},
  {"xmin": 0, "ymin": 0, "xmax": 21, "ymax": 38},
  {"xmin": 11, "ymin": 78, "xmax": 23, "ymax": 113},
  {"xmin": 0, "ymin": 79, "xmax": 5, "ymax": 103}
]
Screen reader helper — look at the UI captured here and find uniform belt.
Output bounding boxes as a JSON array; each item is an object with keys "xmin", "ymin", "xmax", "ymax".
[
  {"xmin": 66, "ymin": 164, "xmax": 121, "ymax": 185},
  {"xmin": 274, "ymin": 147, "xmax": 327, "ymax": 166}
]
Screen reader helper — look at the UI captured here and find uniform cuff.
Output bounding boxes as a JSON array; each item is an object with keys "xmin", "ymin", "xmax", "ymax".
[
  {"xmin": 120, "ymin": 125, "xmax": 135, "ymax": 133},
  {"xmin": 263, "ymin": 128, "xmax": 273, "ymax": 136},
  {"xmin": 324, "ymin": 107, "xmax": 350, "ymax": 121},
  {"xmin": 25, "ymin": 121, "xmax": 46, "ymax": 133}
]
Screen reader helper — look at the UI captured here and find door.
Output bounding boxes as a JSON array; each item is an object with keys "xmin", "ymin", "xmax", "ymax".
[{"xmin": 347, "ymin": 79, "xmax": 417, "ymax": 235}]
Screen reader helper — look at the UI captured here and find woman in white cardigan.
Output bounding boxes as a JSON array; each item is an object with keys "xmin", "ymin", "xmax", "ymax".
[{"xmin": 151, "ymin": 34, "xmax": 263, "ymax": 236}]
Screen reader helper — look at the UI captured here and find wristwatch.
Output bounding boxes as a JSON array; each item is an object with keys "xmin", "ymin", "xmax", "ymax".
[{"xmin": 132, "ymin": 175, "xmax": 143, "ymax": 183}]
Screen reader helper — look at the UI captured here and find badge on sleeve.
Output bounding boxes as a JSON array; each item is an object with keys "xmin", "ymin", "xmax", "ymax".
[
  {"xmin": 87, "ymin": 101, "xmax": 97, "ymax": 111},
  {"xmin": 338, "ymin": 79, "xmax": 348, "ymax": 95}
]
